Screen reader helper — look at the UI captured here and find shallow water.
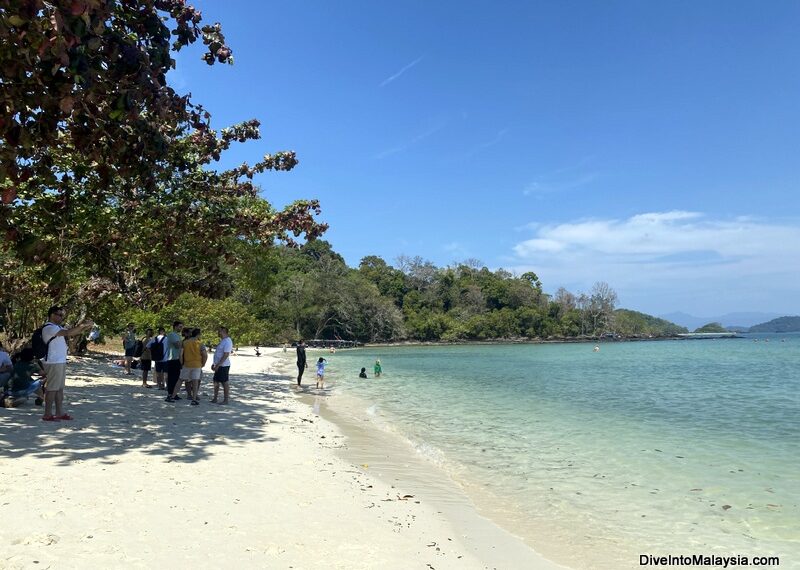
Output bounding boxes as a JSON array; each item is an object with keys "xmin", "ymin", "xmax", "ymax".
[{"xmin": 319, "ymin": 335, "xmax": 800, "ymax": 568}]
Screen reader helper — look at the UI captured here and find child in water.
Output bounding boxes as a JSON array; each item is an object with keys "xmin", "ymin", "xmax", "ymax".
[
  {"xmin": 316, "ymin": 357, "xmax": 327, "ymax": 389},
  {"xmin": 374, "ymin": 359, "xmax": 382, "ymax": 378},
  {"xmin": 359, "ymin": 367, "xmax": 367, "ymax": 378}
]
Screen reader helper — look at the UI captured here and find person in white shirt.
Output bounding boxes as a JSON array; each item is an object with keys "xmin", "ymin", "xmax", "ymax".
[
  {"xmin": 210, "ymin": 326, "xmax": 233, "ymax": 405},
  {"xmin": 41, "ymin": 306, "xmax": 95, "ymax": 422},
  {"xmin": 0, "ymin": 344, "xmax": 13, "ymax": 389}
]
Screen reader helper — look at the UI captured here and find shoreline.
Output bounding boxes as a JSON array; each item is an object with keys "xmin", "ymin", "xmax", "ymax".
[
  {"xmin": 284, "ymin": 351, "xmax": 624, "ymax": 570},
  {"xmin": 276, "ymin": 353, "xmax": 567, "ymax": 570},
  {"xmin": 0, "ymin": 347, "xmax": 565, "ymax": 569},
  {"xmin": 360, "ymin": 335, "xmax": 744, "ymax": 348}
]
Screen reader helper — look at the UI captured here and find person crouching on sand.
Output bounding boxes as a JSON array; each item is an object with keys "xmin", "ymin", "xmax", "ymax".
[{"xmin": 316, "ymin": 357, "xmax": 327, "ymax": 389}]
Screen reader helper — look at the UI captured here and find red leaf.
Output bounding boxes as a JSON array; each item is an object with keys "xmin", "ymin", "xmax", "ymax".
[
  {"xmin": 2, "ymin": 186, "xmax": 17, "ymax": 204},
  {"xmin": 59, "ymin": 96, "xmax": 75, "ymax": 114}
]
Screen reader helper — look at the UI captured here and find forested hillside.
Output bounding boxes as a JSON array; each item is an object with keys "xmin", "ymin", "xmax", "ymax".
[
  {"xmin": 105, "ymin": 240, "xmax": 684, "ymax": 344},
  {"xmin": 748, "ymin": 316, "xmax": 800, "ymax": 333}
]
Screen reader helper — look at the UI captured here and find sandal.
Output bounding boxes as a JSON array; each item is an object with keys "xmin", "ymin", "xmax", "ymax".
[
  {"xmin": 42, "ymin": 415, "xmax": 61, "ymax": 422},
  {"xmin": 58, "ymin": 414, "xmax": 74, "ymax": 420}
]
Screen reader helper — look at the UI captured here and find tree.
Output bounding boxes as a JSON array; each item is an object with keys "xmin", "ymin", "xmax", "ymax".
[
  {"xmin": 585, "ymin": 281, "xmax": 618, "ymax": 335},
  {"xmin": 358, "ymin": 255, "xmax": 406, "ymax": 306},
  {"xmin": 1, "ymin": 0, "xmax": 231, "ymax": 193},
  {"xmin": 0, "ymin": 1, "xmax": 327, "ymax": 337},
  {"xmin": 553, "ymin": 287, "xmax": 577, "ymax": 313}
]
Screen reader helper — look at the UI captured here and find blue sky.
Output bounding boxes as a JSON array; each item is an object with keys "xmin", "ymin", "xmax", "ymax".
[{"xmin": 173, "ymin": 1, "xmax": 800, "ymax": 316}]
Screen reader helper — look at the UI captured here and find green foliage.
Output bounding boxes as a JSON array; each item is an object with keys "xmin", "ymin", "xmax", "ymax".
[
  {"xmin": 118, "ymin": 293, "xmax": 265, "ymax": 346},
  {"xmin": 614, "ymin": 309, "xmax": 688, "ymax": 337},
  {"xmin": 748, "ymin": 316, "xmax": 800, "ymax": 333},
  {"xmin": 694, "ymin": 322, "xmax": 728, "ymax": 333},
  {"xmin": 1, "ymin": 0, "xmax": 233, "ymax": 191}
]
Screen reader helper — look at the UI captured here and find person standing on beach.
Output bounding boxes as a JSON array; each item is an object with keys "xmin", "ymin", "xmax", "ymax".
[
  {"xmin": 211, "ymin": 326, "xmax": 233, "ymax": 404},
  {"xmin": 140, "ymin": 328, "xmax": 154, "ymax": 389},
  {"xmin": 165, "ymin": 321, "xmax": 184, "ymax": 402},
  {"xmin": 182, "ymin": 328, "xmax": 204, "ymax": 405},
  {"xmin": 296, "ymin": 339, "xmax": 307, "ymax": 387},
  {"xmin": 193, "ymin": 328, "xmax": 209, "ymax": 400},
  {"xmin": 178, "ymin": 327, "xmax": 193, "ymax": 398},
  {"xmin": 122, "ymin": 323, "xmax": 137, "ymax": 375},
  {"xmin": 40, "ymin": 306, "xmax": 95, "ymax": 421},
  {"xmin": 151, "ymin": 327, "xmax": 167, "ymax": 390}
]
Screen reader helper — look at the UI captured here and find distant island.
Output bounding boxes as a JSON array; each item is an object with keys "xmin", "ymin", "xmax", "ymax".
[
  {"xmin": 694, "ymin": 322, "xmax": 728, "ymax": 333},
  {"xmin": 748, "ymin": 316, "xmax": 800, "ymax": 333}
]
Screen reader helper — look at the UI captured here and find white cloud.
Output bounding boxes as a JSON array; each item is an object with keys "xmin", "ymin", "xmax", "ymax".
[{"xmin": 509, "ymin": 211, "xmax": 800, "ymax": 314}]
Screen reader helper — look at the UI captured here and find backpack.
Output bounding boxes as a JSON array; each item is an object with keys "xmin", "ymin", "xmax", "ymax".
[
  {"xmin": 133, "ymin": 339, "xmax": 144, "ymax": 358},
  {"xmin": 149, "ymin": 336, "xmax": 165, "ymax": 361},
  {"xmin": 31, "ymin": 324, "xmax": 56, "ymax": 361}
]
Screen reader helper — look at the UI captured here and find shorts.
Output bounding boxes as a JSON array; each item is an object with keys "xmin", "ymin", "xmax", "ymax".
[
  {"xmin": 140, "ymin": 359, "xmax": 152, "ymax": 372},
  {"xmin": 182, "ymin": 368, "xmax": 202, "ymax": 381},
  {"xmin": 155, "ymin": 361, "xmax": 168, "ymax": 373},
  {"xmin": 213, "ymin": 366, "xmax": 230, "ymax": 383},
  {"xmin": 43, "ymin": 363, "xmax": 67, "ymax": 391},
  {"xmin": 124, "ymin": 346, "xmax": 136, "ymax": 357}
]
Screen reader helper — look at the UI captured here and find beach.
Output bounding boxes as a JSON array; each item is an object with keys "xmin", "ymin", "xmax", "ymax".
[{"xmin": 0, "ymin": 347, "xmax": 562, "ymax": 570}]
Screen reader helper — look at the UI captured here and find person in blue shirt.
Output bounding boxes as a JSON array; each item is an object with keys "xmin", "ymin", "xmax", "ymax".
[
  {"xmin": 316, "ymin": 357, "xmax": 327, "ymax": 389},
  {"xmin": 9, "ymin": 348, "xmax": 46, "ymax": 404}
]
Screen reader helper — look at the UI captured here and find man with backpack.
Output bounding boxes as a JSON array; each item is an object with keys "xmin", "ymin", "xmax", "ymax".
[{"xmin": 39, "ymin": 306, "xmax": 95, "ymax": 422}]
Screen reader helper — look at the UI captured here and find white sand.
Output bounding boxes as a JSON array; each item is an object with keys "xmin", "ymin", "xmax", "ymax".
[{"xmin": 0, "ymin": 348, "xmax": 564, "ymax": 569}]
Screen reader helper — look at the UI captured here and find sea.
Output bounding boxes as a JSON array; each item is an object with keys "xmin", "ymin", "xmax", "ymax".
[{"xmin": 306, "ymin": 334, "xmax": 799, "ymax": 569}]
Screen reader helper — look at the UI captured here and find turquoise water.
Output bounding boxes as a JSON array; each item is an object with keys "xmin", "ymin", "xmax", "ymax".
[{"xmin": 321, "ymin": 335, "xmax": 800, "ymax": 568}]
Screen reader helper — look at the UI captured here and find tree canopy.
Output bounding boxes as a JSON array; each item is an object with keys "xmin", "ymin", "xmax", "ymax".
[{"xmin": 0, "ymin": 0, "xmax": 326, "ymax": 340}]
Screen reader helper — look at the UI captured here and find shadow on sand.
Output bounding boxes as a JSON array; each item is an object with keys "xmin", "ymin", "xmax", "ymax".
[{"xmin": 0, "ymin": 354, "xmax": 297, "ymax": 466}]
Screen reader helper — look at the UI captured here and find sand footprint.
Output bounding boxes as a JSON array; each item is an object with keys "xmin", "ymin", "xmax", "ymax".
[
  {"xmin": 13, "ymin": 533, "xmax": 60, "ymax": 546},
  {"xmin": 40, "ymin": 510, "xmax": 66, "ymax": 520}
]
